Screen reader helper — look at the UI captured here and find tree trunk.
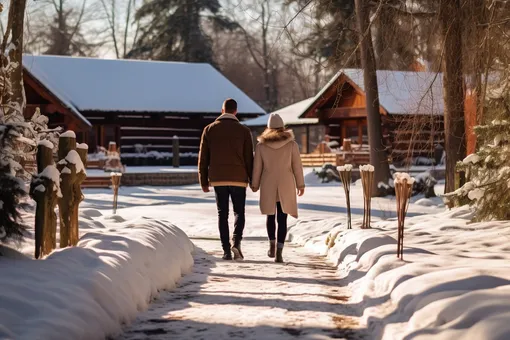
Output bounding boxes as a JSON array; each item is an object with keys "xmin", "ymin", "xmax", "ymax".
[
  {"xmin": 440, "ymin": 0, "xmax": 466, "ymax": 193},
  {"xmin": 8, "ymin": 0, "xmax": 27, "ymax": 112},
  {"xmin": 355, "ymin": 0, "xmax": 391, "ymax": 196}
]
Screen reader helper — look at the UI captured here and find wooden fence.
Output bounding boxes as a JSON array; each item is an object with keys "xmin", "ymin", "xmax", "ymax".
[{"xmin": 300, "ymin": 152, "xmax": 370, "ymax": 167}]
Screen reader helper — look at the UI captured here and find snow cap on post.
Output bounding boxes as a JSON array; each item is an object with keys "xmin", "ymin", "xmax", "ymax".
[
  {"xmin": 77, "ymin": 143, "xmax": 89, "ymax": 150},
  {"xmin": 37, "ymin": 140, "xmax": 54, "ymax": 149},
  {"xmin": 60, "ymin": 130, "xmax": 76, "ymax": 139}
]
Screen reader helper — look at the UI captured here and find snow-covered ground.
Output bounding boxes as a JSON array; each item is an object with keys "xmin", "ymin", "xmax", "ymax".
[
  {"xmin": 3, "ymin": 167, "xmax": 470, "ymax": 340},
  {"xmin": 117, "ymin": 239, "xmax": 366, "ymax": 340},
  {"xmin": 289, "ymin": 202, "xmax": 510, "ymax": 339},
  {"xmin": 0, "ymin": 209, "xmax": 194, "ymax": 339}
]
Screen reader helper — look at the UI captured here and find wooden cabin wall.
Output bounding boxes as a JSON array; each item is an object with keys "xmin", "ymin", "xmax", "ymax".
[
  {"xmin": 84, "ymin": 113, "xmax": 262, "ymax": 164},
  {"xmin": 384, "ymin": 114, "xmax": 445, "ymax": 165}
]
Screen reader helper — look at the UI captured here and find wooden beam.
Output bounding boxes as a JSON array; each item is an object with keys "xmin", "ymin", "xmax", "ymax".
[
  {"xmin": 88, "ymin": 117, "xmax": 214, "ymax": 129},
  {"xmin": 357, "ymin": 120, "xmax": 363, "ymax": 145},
  {"xmin": 120, "ymin": 128, "xmax": 201, "ymax": 138},
  {"xmin": 318, "ymin": 107, "xmax": 387, "ymax": 119}
]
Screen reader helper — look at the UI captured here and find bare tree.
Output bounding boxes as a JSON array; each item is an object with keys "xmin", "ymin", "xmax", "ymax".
[
  {"xmin": 355, "ymin": 0, "xmax": 391, "ymax": 195},
  {"xmin": 234, "ymin": 0, "xmax": 280, "ymax": 111},
  {"xmin": 100, "ymin": 0, "xmax": 139, "ymax": 58},
  {"xmin": 440, "ymin": 0, "xmax": 466, "ymax": 193},
  {"xmin": 3, "ymin": 0, "xmax": 28, "ymax": 114}
]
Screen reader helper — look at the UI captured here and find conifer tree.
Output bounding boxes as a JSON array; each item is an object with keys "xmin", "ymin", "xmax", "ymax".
[
  {"xmin": 129, "ymin": 0, "xmax": 236, "ymax": 65},
  {"xmin": 444, "ymin": 76, "xmax": 510, "ymax": 221}
]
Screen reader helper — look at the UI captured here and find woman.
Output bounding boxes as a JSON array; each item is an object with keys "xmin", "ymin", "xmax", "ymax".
[{"xmin": 251, "ymin": 113, "xmax": 305, "ymax": 263}]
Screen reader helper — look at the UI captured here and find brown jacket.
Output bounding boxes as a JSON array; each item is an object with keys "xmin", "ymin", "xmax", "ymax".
[
  {"xmin": 198, "ymin": 114, "xmax": 254, "ymax": 187},
  {"xmin": 251, "ymin": 129, "xmax": 305, "ymax": 218}
]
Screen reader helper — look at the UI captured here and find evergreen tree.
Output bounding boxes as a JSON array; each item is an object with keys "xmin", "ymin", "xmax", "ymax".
[
  {"xmin": 129, "ymin": 0, "xmax": 236, "ymax": 65},
  {"xmin": 444, "ymin": 76, "xmax": 510, "ymax": 221},
  {"xmin": 0, "ymin": 125, "xmax": 29, "ymax": 242}
]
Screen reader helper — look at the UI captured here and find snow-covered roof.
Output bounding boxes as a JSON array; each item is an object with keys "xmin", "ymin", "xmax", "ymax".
[
  {"xmin": 300, "ymin": 69, "xmax": 444, "ymax": 117},
  {"xmin": 243, "ymin": 98, "xmax": 318, "ymax": 127},
  {"xmin": 22, "ymin": 55, "xmax": 266, "ymax": 115}
]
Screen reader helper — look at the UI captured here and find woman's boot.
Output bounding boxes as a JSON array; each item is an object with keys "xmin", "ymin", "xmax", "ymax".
[
  {"xmin": 267, "ymin": 240, "xmax": 276, "ymax": 258},
  {"xmin": 275, "ymin": 247, "xmax": 284, "ymax": 263}
]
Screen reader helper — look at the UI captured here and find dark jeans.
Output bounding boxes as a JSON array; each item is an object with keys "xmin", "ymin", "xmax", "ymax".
[
  {"xmin": 266, "ymin": 202, "xmax": 288, "ymax": 246},
  {"xmin": 214, "ymin": 186, "xmax": 246, "ymax": 252}
]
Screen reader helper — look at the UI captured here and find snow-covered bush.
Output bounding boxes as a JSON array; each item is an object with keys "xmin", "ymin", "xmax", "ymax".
[
  {"xmin": 445, "ymin": 77, "xmax": 510, "ymax": 221},
  {"xmin": 0, "ymin": 125, "xmax": 28, "ymax": 242}
]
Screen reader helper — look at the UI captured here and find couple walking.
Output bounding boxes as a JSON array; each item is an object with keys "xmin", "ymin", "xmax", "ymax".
[{"xmin": 198, "ymin": 98, "xmax": 305, "ymax": 263}]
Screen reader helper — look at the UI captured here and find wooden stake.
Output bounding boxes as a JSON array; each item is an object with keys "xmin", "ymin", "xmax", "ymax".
[
  {"xmin": 111, "ymin": 173, "xmax": 122, "ymax": 214},
  {"xmin": 30, "ymin": 143, "xmax": 53, "ymax": 259},
  {"xmin": 57, "ymin": 134, "xmax": 77, "ymax": 248},
  {"xmin": 173, "ymin": 136, "xmax": 180, "ymax": 168},
  {"xmin": 70, "ymin": 147, "xmax": 87, "ymax": 246}
]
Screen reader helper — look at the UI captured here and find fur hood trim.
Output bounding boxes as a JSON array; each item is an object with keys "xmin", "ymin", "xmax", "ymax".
[{"xmin": 257, "ymin": 129, "xmax": 295, "ymax": 144}]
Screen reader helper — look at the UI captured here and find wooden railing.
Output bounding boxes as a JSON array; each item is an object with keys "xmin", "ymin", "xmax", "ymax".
[{"xmin": 300, "ymin": 151, "xmax": 370, "ymax": 167}]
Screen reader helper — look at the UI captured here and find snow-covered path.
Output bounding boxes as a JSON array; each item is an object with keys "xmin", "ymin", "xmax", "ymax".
[{"xmin": 117, "ymin": 239, "xmax": 366, "ymax": 340}]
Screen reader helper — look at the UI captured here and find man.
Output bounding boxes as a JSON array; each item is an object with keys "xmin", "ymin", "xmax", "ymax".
[{"xmin": 198, "ymin": 98, "xmax": 254, "ymax": 260}]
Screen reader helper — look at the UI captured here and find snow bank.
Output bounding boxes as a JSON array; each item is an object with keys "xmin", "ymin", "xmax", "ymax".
[
  {"xmin": 289, "ymin": 207, "xmax": 510, "ymax": 340},
  {"xmin": 0, "ymin": 213, "xmax": 194, "ymax": 340}
]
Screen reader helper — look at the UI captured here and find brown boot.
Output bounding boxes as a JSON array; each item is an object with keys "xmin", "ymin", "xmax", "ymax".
[
  {"xmin": 275, "ymin": 247, "xmax": 284, "ymax": 263},
  {"xmin": 267, "ymin": 240, "xmax": 276, "ymax": 258}
]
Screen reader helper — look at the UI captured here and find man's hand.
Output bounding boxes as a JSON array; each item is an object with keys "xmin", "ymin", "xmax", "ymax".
[
  {"xmin": 202, "ymin": 186, "xmax": 210, "ymax": 193},
  {"xmin": 297, "ymin": 188, "xmax": 305, "ymax": 196},
  {"xmin": 251, "ymin": 186, "xmax": 258, "ymax": 193}
]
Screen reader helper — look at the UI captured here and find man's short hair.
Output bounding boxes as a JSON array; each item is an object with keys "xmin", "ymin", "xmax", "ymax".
[{"xmin": 223, "ymin": 98, "xmax": 237, "ymax": 113}]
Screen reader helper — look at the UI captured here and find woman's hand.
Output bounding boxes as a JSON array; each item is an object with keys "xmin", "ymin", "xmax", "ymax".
[
  {"xmin": 297, "ymin": 188, "xmax": 305, "ymax": 196},
  {"xmin": 251, "ymin": 186, "xmax": 259, "ymax": 193}
]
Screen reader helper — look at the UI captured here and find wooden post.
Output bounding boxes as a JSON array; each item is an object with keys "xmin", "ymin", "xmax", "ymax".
[
  {"xmin": 111, "ymin": 173, "xmax": 122, "ymax": 214},
  {"xmin": 394, "ymin": 173, "xmax": 414, "ymax": 260},
  {"xmin": 357, "ymin": 120, "xmax": 363, "ymax": 145},
  {"xmin": 173, "ymin": 135, "xmax": 180, "ymax": 168},
  {"xmin": 337, "ymin": 165, "xmax": 353, "ymax": 229},
  {"xmin": 70, "ymin": 144, "xmax": 88, "ymax": 246},
  {"xmin": 30, "ymin": 142, "xmax": 54, "ymax": 259},
  {"xmin": 343, "ymin": 138, "xmax": 352, "ymax": 152},
  {"xmin": 360, "ymin": 164, "xmax": 375, "ymax": 229},
  {"xmin": 57, "ymin": 132, "xmax": 77, "ymax": 248}
]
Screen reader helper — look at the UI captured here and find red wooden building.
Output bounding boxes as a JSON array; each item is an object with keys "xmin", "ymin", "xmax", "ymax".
[
  {"xmin": 22, "ymin": 55, "xmax": 265, "ymax": 164},
  {"xmin": 298, "ymin": 69, "xmax": 445, "ymax": 164}
]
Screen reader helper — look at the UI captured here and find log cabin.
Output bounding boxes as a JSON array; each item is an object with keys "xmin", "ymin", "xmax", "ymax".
[
  {"xmin": 298, "ymin": 69, "xmax": 446, "ymax": 165},
  {"xmin": 22, "ymin": 55, "xmax": 266, "ymax": 165}
]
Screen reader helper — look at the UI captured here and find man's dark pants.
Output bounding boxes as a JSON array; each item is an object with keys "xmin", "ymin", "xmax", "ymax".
[{"xmin": 214, "ymin": 186, "xmax": 246, "ymax": 252}]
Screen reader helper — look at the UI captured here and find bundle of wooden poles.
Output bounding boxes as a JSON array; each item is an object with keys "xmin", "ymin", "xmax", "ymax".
[
  {"xmin": 359, "ymin": 164, "xmax": 375, "ymax": 229},
  {"xmin": 337, "ymin": 164, "xmax": 353, "ymax": 229},
  {"xmin": 394, "ymin": 172, "xmax": 415, "ymax": 260}
]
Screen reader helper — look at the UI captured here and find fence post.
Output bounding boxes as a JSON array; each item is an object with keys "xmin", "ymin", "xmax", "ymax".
[
  {"xmin": 30, "ymin": 142, "xmax": 55, "ymax": 258},
  {"xmin": 173, "ymin": 135, "xmax": 180, "ymax": 168},
  {"xmin": 57, "ymin": 132, "xmax": 77, "ymax": 248},
  {"xmin": 111, "ymin": 173, "xmax": 122, "ymax": 214},
  {"xmin": 70, "ymin": 144, "xmax": 88, "ymax": 246}
]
